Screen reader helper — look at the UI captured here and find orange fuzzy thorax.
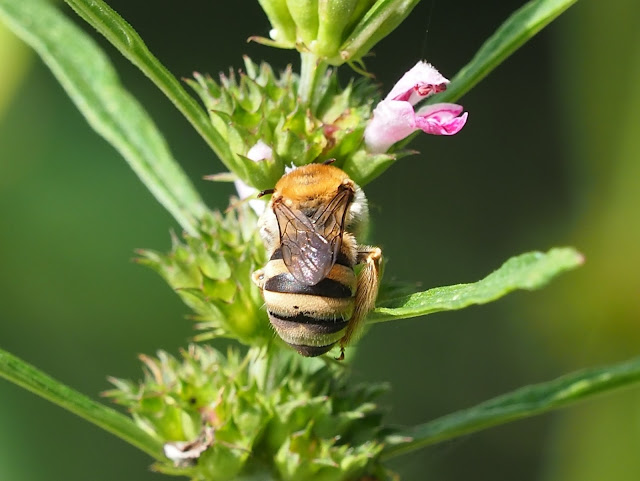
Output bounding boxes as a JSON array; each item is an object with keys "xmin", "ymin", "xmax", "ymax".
[{"xmin": 274, "ymin": 164, "xmax": 352, "ymax": 206}]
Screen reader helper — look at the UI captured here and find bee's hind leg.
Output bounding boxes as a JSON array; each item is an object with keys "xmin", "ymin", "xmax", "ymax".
[{"xmin": 339, "ymin": 246, "xmax": 382, "ymax": 356}]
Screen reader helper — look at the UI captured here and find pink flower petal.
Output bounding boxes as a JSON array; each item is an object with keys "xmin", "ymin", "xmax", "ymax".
[
  {"xmin": 386, "ymin": 61, "xmax": 449, "ymax": 105},
  {"xmin": 414, "ymin": 103, "xmax": 468, "ymax": 136},
  {"xmin": 365, "ymin": 62, "xmax": 468, "ymax": 153},
  {"xmin": 364, "ymin": 100, "xmax": 418, "ymax": 154}
]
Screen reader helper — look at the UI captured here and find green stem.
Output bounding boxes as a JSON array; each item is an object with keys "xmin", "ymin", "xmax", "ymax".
[
  {"xmin": 0, "ymin": 347, "xmax": 165, "ymax": 461},
  {"xmin": 298, "ymin": 52, "xmax": 328, "ymax": 108},
  {"xmin": 62, "ymin": 0, "xmax": 233, "ymax": 165}
]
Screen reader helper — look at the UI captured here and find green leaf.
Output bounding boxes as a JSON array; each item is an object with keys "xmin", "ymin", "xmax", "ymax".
[
  {"xmin": 370, "ymin": 247, "xmax": 583, "ymax": 323},
  {"xmin": 435, "ymin": 0, "xmax": 579, "ymax": 104},
  {"xmin": 382, "ymin": 355, "xmax": 640, "ymax": 459},
  {"xmin": 0, "ymin": 0, "xmax": 207, "ymax": 235},
  {"xmin": 0, "ymin": 347, "xmax": 164, "ymax": 460},
  {"xmin": 62, "ymin": 0, "xmax": 233, "ymax": 165}
]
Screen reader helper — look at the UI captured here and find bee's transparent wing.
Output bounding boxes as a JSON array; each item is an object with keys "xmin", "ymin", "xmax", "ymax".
[
  {"xmin": 274, "ymin": 203, "xmax": 334, "ymax": 286},
  {"xmin": 311, "ymin": 189, "xmax": 352, "ymax": 241},
  {"xmin": 274, "ymin": 189, "xmax": 352, "ymax": 286}
]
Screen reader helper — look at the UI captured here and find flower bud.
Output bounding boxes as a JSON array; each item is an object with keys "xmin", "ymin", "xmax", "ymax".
[
  {"xmin": 286, "ymin": 0, "xmax": 320, "ymax": 46},
  {"xmin": 257, "ymin": 0, "xmax": 297, "ymax": 46},
  {"xmin": 315, "ymin": 0, "xmax": 360, "ymax": 57},
  {"xmin": 253, "ymin": 0, "xmax": 421, "ymax": 65}
]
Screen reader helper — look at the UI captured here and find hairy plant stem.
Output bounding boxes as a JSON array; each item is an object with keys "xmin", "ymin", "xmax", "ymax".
[{"xmin": 298, "ymin": 52, "xmax": 328, "ymax": 108}]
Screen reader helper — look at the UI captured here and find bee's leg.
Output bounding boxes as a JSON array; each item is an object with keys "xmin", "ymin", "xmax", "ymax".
[{"xmin": 339, "ymin": 246, "xmax": 382, "ymax": 357}]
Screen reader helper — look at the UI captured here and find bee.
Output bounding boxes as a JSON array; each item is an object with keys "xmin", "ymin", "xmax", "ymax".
[{"xmin": 251, "ymin": 161, "xmax": 382, "ymax": 358}]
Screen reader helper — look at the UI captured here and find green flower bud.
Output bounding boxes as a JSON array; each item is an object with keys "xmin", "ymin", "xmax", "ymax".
[
  {"xmin": 257, "ymin": 0, "xmax": 297, "ymax": 47},
  {"xmin": 286, "ymin": 0, "xmax": 319, "ymax": 47},
  {"xmin": 105, "ymin": 345, "xmax": 391, "ymax": 481},
  {"xmin": 315, "ymin": 0, "xmax": 360, "ymax": 58},
  {"xmin": 253, "ymin": 0, "xmax": 421, "ymax": 66},
  {"xmin": 336, "ymin": 0, "xmax": 421, "ymax": 65},
  {"xmin": 187, "ymin": 57, "xmax": 399, "ymax": 189}
]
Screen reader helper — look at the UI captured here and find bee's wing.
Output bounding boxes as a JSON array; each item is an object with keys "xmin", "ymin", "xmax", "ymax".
[
  {"xmin": 274, "ymin": 203, "xmax": 333, "ymax": 286},
  {"xmin": 311, "ymin": 188, "xmax": 352, "ymax": 241},
  {"xmin": 274, "ymin": 189, "xmax": 352, "ymax": 286}
]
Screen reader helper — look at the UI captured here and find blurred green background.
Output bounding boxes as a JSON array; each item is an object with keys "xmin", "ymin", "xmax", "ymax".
[{"xmin": 1, "ymin": 1, "xmax": 639, "ymax": 480}]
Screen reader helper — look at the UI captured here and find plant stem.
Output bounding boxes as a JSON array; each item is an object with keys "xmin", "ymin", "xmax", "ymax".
[
  {"xmin": 0, "ymin": 347, "xmax": 165, "ymax": 461},
  {"xmin": 298, "ymin": 52, "xmax": 328, "ymax": 108}
]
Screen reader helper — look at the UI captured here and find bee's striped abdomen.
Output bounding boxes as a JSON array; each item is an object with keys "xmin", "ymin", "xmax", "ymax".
[
  {"xmin": 262, "ymin": 249, "xmax": 356, "ymax": 357},
  {"xmin": 264, "ymin": 275, "xmax": 352, "ymax": 298},
  {"xmin": 268, "ymin": 312, "xmax": 350, "ymax": 357}
]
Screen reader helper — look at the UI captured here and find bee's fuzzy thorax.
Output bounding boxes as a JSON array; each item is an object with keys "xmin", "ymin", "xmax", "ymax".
[{"xmin": 275, "ymin": 163, "xmax": 351, "ymax": 204}]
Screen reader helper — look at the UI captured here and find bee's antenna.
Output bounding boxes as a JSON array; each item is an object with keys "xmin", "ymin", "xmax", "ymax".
[
  {"xmin": 322, "ymin": 158, "xmax": 336, "ymax": 165},
  {"xmin": 257, "ymin": 188, "xmax": 275, "ymax": 198}
]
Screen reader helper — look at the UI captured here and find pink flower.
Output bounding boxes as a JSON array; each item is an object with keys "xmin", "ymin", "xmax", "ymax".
[{"xmin": 364, "ymin": 61, "xmax": 468, "ymax": 153}]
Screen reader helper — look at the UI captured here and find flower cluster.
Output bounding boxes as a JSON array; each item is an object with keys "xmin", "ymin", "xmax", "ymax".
[
  {"xmin": 187, "ymin": 57, "xmax": 388, "ymax": 190},
  {"xmin": 105, "ymin": 345, "xmax": 391, "ymax": 481},
  {"xmin": 188, "ymin": 57, "xmax": 467, "ymax": 205},
  {"xmin": 136, "ymin": 204, "xmax": 270, "ymax": 345}
]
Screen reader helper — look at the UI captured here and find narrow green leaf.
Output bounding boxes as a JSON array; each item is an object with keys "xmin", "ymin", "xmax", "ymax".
[
  {"xmin": 0, "ymin": 0, "xmax": 207, "ymax": 235},
  {"xmin": 436, "ymin": 0, "xmax": 579, "ymax": 104},
  {"xmin": 382, "ymin": 355, "xmax": 640, "ymax": 459},
  {"xmin": 0, "ymin": 347, "xmax": 164, "ymax": 460},
  {"xmin": 62, "ymin": 0, "xmax": 233, "ymax": 164},
  {"xmin": 370, "ymin": 247, "xmax": 583, "ymax": 323}
]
